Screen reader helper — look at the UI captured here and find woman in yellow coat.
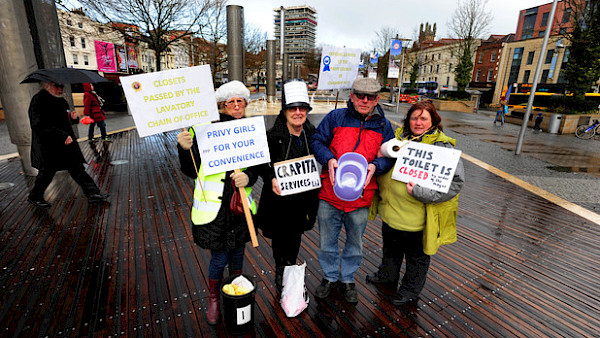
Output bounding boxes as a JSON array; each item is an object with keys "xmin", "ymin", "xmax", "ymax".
[{"xmin": 367, "ymin": 100, "xmax": 465, "ymax": 305}]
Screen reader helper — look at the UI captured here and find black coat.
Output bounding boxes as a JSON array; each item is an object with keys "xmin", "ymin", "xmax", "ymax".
[
  {"xmin": 178, "ymin": 113, "xmax": 259, "ymax": 250},
  {"xmin": 29, "ymin": 89, "xmax": 85, "ymax": 170},
  {"xmin": 254, "ymin": 114, "xmax": 320, "ymax": 239}
]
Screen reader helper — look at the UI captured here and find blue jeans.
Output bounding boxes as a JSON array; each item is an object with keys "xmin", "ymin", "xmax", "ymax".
[
  {"xmin": 88, "ymin": 120, "xmax": 107, "ymax": 139},
  {"xmin": 494, "ymin": 111, "xmax": 504, "ymax": 124},
  {"xmin": 317, "ymin": 200, "xmax": 369, "ymax": 283},
  {"xmin": 208, "ymin": 245, "xmax": 245, "ymax": 280}
]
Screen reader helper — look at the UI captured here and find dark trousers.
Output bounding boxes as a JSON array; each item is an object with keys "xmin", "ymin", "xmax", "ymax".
[
  {"xmin": 272, "ymin": 231, "xmax": 303, "ymax": 268},
  {"xmin": 88, "ymin": 120, "xmax": 107, "ymax": 139},
  {"xmin": 29, "ymin": 164, "xmax": 100, "ymax": 200},
  {"xmin": 377, "ymin": 222, "xmax": 431, "ymax": 298},
  {"xmin": 208, "ymin": 245, "xmax": 245, "ymax": 280}
]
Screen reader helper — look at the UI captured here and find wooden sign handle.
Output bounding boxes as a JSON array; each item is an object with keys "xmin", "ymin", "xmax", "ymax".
[{"xmin": 234, "ymin": 169, "xmax": 259, "ymax": 247}]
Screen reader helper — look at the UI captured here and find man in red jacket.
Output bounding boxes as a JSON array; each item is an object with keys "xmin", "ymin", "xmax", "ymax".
[{"xmin": 310, "ymin": 77, "xmax": 395, "ymax": 303}]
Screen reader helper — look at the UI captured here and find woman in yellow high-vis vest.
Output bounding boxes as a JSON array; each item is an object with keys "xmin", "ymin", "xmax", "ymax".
[{"xmin": 177, "ymin": 81, "xmax": 258, "ymax": 325}]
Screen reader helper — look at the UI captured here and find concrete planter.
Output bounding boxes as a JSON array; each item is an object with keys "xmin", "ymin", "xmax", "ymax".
[
  {"xmin": 505, "ymin": 110, "xmax": 600, "ymax": 134},
  {"xmin": 431, "ymin": 99, "xmax": 475, "ymax": 114}
]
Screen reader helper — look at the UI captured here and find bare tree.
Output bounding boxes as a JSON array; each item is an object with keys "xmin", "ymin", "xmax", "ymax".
[
  {"xmin": 77, "ymin": 0, "xmax": 212, "ymax": 71},
  {"xmin": 371, "ymin": 26, "xmax": 402, "ymax": 55},
  {"xmin": 448, "ymin": 0, "xmax": 491, "ymax": 92},
  {"xmin": 200, "ymin": 0, "xmax": 228, "ymax": 82},
  {"xmin": 245, "ymin": 23, "xmax": 267, "ymax": 86}
]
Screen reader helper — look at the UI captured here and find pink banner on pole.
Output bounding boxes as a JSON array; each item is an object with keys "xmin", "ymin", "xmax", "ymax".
[{"xmin": 94, "ymin": 40, "xmax": 117, "ymax": 73}]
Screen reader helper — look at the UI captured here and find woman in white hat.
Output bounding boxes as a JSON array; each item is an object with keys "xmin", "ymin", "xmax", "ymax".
[
  {"xmin": 176, "ymin": 80, "xmax": 258, "ymax": 324},
  {"xmin": 253, "ymin": 79, "xmax": 320, "ymax": 294}
]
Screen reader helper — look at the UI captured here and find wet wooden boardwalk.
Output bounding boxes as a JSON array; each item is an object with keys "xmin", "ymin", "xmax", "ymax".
[{"xmin": 1, "ymin": 129, "xmax": 599, "ymax": 337}]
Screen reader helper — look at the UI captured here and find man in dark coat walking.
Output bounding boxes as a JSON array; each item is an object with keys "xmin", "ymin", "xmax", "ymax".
[{"xmin": 27, "ymin": 81, "xmax": 109, "ymax": 208}]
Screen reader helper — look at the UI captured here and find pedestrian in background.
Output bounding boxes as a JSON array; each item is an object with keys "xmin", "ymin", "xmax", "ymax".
[
  {"xmin": 533, "ymin": 112, "xmax": 544, "ymax": 132},
  {"xmin": 253, "ymin": 79, "xmax": 319, "ymax": 294},
  {"xmin": 27, "ymin": 81, "xmax": 110, "ymax": 208},
  {"xmin": 367, "ymin": 100, "xmax": 464, "ymax": 305},
  {"xmin": 176, "ymin": 80, "xmax": 257, "ymax": 325},
  {"xmin": 83, "ymin": 83, "xmax": 110, "ymax": 142},
  {"xmin": 310, "ymin": 77, "xmax": 395, "ymax": 303},
  {"xmin": 494, "ymin": 97, "xmax": 508, "ymax": 125}
]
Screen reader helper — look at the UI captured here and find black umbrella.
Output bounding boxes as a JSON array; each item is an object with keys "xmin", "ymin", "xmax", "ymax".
[{"xmin": 21, "ymin": 67, "xmax": 109, "ymax": 85}]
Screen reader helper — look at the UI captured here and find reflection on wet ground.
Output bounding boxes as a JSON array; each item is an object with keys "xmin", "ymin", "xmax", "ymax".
[{"xmin": 444, "ymin": 116, "xmax": 600, "ymax": 177}]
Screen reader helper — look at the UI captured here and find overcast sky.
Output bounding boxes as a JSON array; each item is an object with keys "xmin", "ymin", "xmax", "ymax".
[{"xmin": 231, "ymin": 0, "xmax": 553, "ymax": 50}]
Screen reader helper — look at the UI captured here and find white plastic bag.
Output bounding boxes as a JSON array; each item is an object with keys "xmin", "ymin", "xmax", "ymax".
[{"xmin": 280, "ymin": 262, "xmax": 309, "ymax": 317}]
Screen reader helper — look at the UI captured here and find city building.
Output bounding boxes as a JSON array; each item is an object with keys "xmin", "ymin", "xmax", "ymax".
[
  {"xmin": 273, "ymin": 5, "xmax": 317, "ymax": 64},
  {"xmin": 471, "ymin": 34, "xmax": 514, "ymax": 105},
  {"xmin": 492, "ymin": 0, "xmax": 576, "ymax": 103}
]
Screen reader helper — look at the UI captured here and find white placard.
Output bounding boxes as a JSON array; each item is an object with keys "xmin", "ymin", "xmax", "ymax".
[
  {"xmin": 391, "ymin": 141, "xmax": 462, "ymax": 193},
  {"xmin": 120, "ymin": 65, "xmax": 219, "ymax": 137},
  {"xmin": 194, "ymin": 117, "xmax": 270, "ymax": 176},
  {"xmin": 317, "ymin": 45, "xmax": 361, "ymax": 91},
  {"xmin": 274, "ymin": 155, "xmax": 322, "ymax": 196},
  {"xmin": 236, "ymin": 304, "xmax": 251, "ymax": 325}
]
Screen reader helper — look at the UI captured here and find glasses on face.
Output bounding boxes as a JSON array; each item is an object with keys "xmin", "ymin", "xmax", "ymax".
[
  {"xmin": 354, "ymin": 92, "xmax": 378, "ymax": 101},
  {"xmin": 224, "ymin": 98, "xmax": 246, "ymax": 107},
  {"xmin": 286, "ymin": 107, "xmax": 308, "ymax": 114}
]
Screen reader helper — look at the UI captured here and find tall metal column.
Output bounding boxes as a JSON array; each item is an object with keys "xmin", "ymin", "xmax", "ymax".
[
  {"xmin": 0, "ymin": 0, "xmax": 69, "ymax": 175},
  {"xmin": 282, "ymin": 54, "xmax": 289, "ymax": 82},
  {"xmin": 266, "ymin": 40, "xmax": 276, "ymax": 102},
  {"xmin": 226, "ymin": 5, "xmax": 245, "ymax": 82}
]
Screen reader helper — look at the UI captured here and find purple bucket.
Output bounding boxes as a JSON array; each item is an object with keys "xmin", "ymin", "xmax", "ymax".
[{"xmin": 334, "ymin": 152, "xmax": 368, "ymax": 202}]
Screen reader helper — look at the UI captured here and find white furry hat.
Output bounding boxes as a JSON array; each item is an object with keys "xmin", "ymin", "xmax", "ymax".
[{"xmin": 215, "ymin": 80, "xmax": 250, "ymax": 103}]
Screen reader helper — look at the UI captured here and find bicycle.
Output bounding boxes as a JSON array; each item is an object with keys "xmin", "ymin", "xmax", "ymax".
[{"xmin": 575, "ymin": 119, "xmax": 600, "ymax": 139}]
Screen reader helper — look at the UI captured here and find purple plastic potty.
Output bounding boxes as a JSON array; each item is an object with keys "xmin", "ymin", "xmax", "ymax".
[{"xmin": 334, "ymin": 152, "xmax": 368, "ymax": 202}]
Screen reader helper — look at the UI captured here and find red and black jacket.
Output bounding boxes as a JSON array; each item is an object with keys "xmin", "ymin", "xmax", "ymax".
[{"xmin": 310, "ymin": 100, "xmax": 395, "ymax": 212}]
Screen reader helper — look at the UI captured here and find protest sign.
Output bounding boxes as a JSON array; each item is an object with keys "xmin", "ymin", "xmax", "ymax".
[
  {"xmin": 391, "ymin": 141, "xmax": 462, "ymax": 193},
  {"xmin": 317, "ymin": 45, "xmax": 361, "ymax": 90},
  {"xmin": 194, "ymin": 117, "xmax": 270, "ymax": 176},
  {"xmin": 120, "ymin": 65, "xmax": 219, "ymax": 137},
  {"xmin": 274, "ymin": 155, "xmax": 322, "ymax": 196}
]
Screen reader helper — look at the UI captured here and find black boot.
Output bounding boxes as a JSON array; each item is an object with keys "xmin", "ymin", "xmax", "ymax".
[{"xmin": 275, "ymin": 266, "xmax": 285, "ymax": 293}]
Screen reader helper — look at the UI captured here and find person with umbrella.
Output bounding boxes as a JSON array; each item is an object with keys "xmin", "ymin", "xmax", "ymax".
[{"xmin": 26, "ymin": 79, "xmax": 109, "ymax": 208}]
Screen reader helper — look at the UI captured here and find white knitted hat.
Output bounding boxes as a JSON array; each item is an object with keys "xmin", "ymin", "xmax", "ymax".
[{"xmin": 215, "ymin": 80, "xmax": 250, "ymax": 103}]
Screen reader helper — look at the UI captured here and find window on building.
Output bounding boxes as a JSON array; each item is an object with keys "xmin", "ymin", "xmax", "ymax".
[
  {"xmin": 436, "ymin": 64, "xmax": 439, "ymax": 73},
  {"xmin": 81, "ymin": 38, "xmax": 86, "ymax": 49},
  {"xmin": 562, "ymin": 48, "xmax": 570, "ymax": 63},
  {"xmin": 83, "ymin": 55, "xmax": 89, "ymax": 65},
  {"xmin": 541, "ymin": 69, "xmax": 550, "ymax": 83},
  {"xmin": 523, "ymin": 70, "xmax": 531, "ymax": 83},
  {"xmin": 539, "ymin": 31, "xmax": 545, "ymax": 38},
  {"xmin": 69, "ymin": 36, "xmax": 75, "ymax": 47},
  {"xmin": 559, "ymin": 28, "xmax": 567, "ymax": 34},
  {"xmin": 430, "ymin": 65, "xmax": 433, "ymax": 72},
  {"xmin": 562, "ymin": 8, "xmax": 571, "ymax": 23},
  {"xmin": 78, "ymin": 22, "xmax": 83, "ymax": 28},
  {"xmin": 527, "ymin": 51, "xmax": 535, "ymax": 65},
  {"xmin": 99, "ymin": 27, "xmax": 104, "ymax": 34},
  {"xmin": 476, "ymin": 69, "xmax": 481, "ymax": 81},
  {"xmin": 490, "ymin": 52, "xmax": 497, "ymax": 62},
  {"xmin": 541, "ymin": 12, "xmax": 549, "ymax": 27},
  {"xmin": 446, "ymin": 77, "xmax": 450, "ymax": 86},
  {"xmin": 545, "ymin": 50, "xmax": 554, "ymax": 63},
  {"xmin": 508, "ymin": 47, "xmax": 524, "ymax": 83},
  {"xmin": 66, "ymin": 19, "xmax": 72, "ymax": 26},
  {"xmin": 521, "ymin": 11, "xmax": 538, "ymax": 39},
  {"xmin": 487, "ymin": 69, "xmax": 494, "ymax": 82},
  {"xmin": 478, "ymin": 53, "xmax": 484, "ymax": 63},
  {"xmin": 449, "ymin": 63, "xmax": 453, "ymax": 72},
  {"xmin": 72, "ymin": 54, "xmax": 78, "ymax": 65}
]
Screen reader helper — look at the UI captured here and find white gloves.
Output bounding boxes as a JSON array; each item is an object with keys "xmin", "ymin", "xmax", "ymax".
[
  {"xmin": 177, "ymin": 131, "xmax": 193, "ymax": 150},
  {"xmin": 230, "ymin": 172, "xmax": 249, "ymax": 187}
]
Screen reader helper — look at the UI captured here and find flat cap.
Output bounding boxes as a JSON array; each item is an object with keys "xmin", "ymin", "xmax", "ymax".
[{"xmin": 351, "ymin": 77, "xmax": 381, "ymax": 95}]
